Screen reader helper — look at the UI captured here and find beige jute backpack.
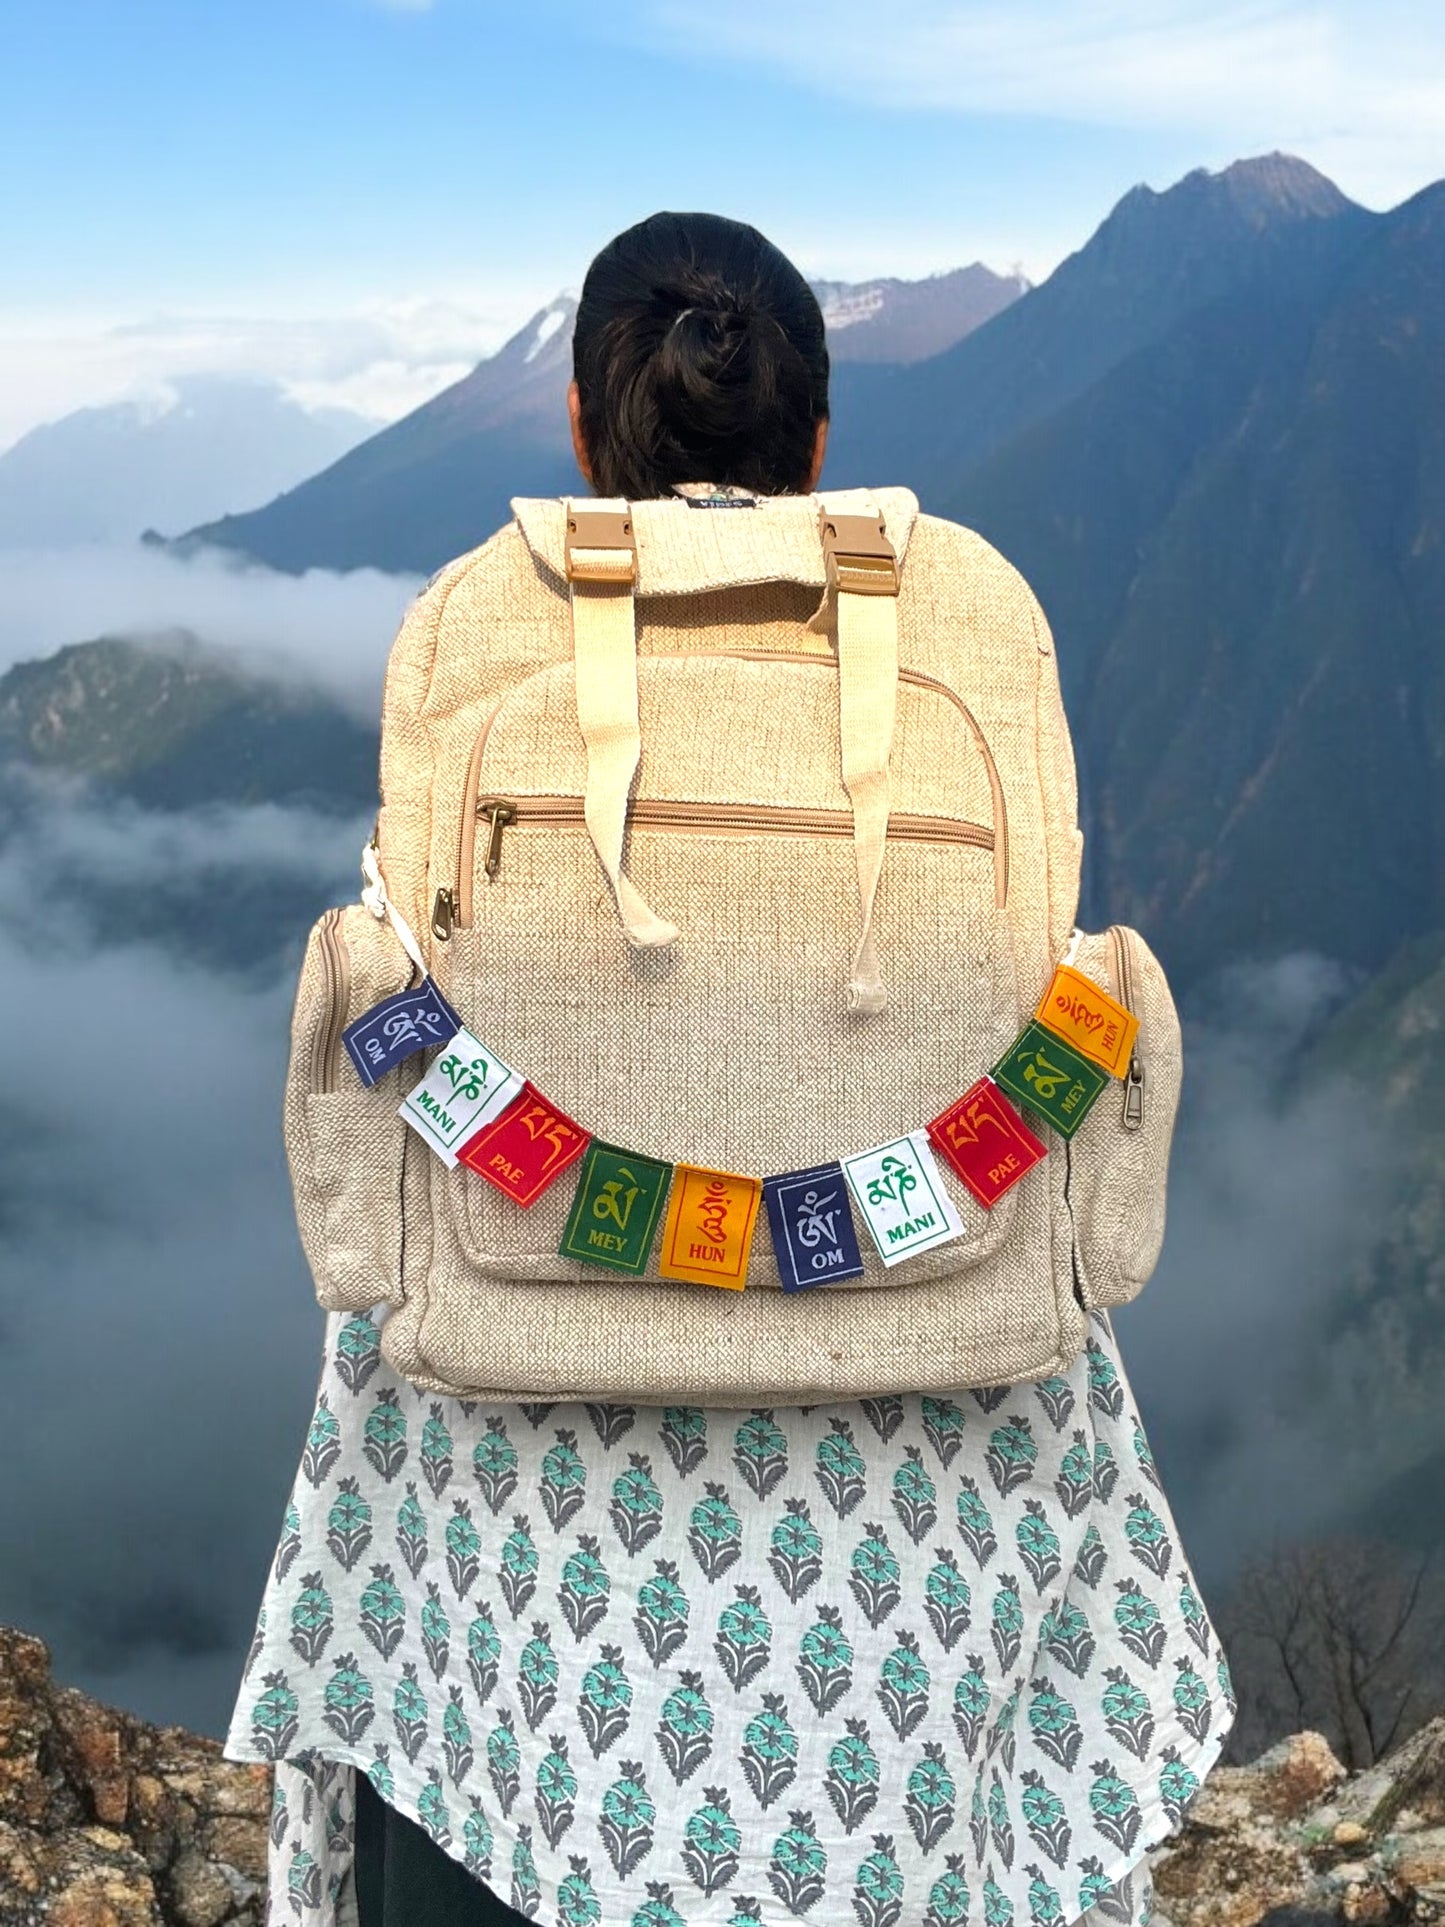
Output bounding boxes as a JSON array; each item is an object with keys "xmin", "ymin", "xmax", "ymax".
[{"xmin": 283, "ymin": 486, "xmax": 1183, "ymax": 1406}]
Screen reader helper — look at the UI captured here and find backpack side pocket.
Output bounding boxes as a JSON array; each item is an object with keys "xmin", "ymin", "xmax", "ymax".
[
  {"xmin": 283, "ymin": 902, "xmax": 414, "ymax": 1311},
  {"xmin": 1064, "ymin": 923, "xmax": 1184, "ymax": 1308}
]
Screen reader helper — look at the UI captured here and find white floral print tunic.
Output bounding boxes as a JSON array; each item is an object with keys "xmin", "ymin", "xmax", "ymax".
[{"xmin": 222, "ymin": 1304, "xmax": 1236, "ymax": 1927}]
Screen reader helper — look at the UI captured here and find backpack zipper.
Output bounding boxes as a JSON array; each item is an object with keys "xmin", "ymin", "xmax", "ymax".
[
  {"xmin": 434, "ymin": 649, "xmax": 1010, "ymax": 939},
  {"xmin": 1107, "ymin": 923, "xmax": 1145, "ymax": 1130},
  {"xmin": 313, "ymin": 907, "xmax": 349, "ymax": 1094}
]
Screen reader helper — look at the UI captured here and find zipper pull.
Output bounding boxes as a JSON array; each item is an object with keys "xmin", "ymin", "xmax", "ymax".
[
  {"xmin": 431, "ymin": 887, "xmax": 457, "ymax": 942},
  {"xmin": 477, "ymin": 798, "xmax": 517, "ymax": 880},
  {"xmin": 1122, "ymin": 1054, "xmax": 1145, "ymax": 1129}
]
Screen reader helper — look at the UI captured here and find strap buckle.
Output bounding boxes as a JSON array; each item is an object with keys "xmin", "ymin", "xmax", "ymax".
[
  {"xmin": 819, "ymin": 507, "xmax": 899, "ymax": 597},
  {"xmin": 565, "ymin": 505, "xmax": 637, "ymax": 585}
]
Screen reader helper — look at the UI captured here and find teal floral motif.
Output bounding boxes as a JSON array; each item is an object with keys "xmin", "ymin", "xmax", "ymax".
[
  {"xmin": 442, "ymin": 1683, "xmax": 473, "ymax": 1785},
  {"xmin": 599, "ymin": 1762, "xmax": 655, "ymax": 1878},
  {"xmin": 767, "ymin": 1809, "xmax": 827, "ymax": 1917},
  {"xmin": 824, "ymin": 1718, "xmax": 880, "ymax": 1835},
  {"xmin": 924, "ymin": 1549, "xmax": 972, "ymax": 1653},
  {"xmin": 1023, "ymin": 1862, "xmax": 1066, "ymax": 1927},
  {"xmin": 1123, "ymin": 1491, "xmax": 1172, "ymax": 1579},
  {"xmin": 1132, "ymin": 1416, "xmax": 1161, "ymax": 1490},
  {"xmin": 289, "ymin": 1571, "xmax": 333, "ymax": 1667},
  {"xmin": 849, "ymin": 1524, "xmax": 902, "ymax": 1629},
  {"xmin": 325, "ymin": 1476, "xmax": 372, "ymax": 1573},
  {"xmin": 1086, "ymin": 1757, "xmax": 1143, "ymax": 1854},
  {"xmin": 981, "ymin": 1872, "xmax": 1014, "ymax": 1923},
  {"xmin": 955, "ymin": 1477, "xmax": 998, "ymax": 1568},
  {"xmin": 634, "ymin": 1558, "xmax": 690, "ymax": 1668},
  {"xmin": 1157, "ymin": 1742, "xmax": 1202, "ymax": 1827},
  {"xmin": 511, "ymin": 1824, "xmax": 541, "ymax": 1918},
  {"xmin": 891, "ymin": 1447, "xmax": 938, "ymax": 1547},
  {"xmin": 1218, "ymin": 1650, "xmax": 1238, "ymax": 1716},
  {"xmin": 473, "ymin": 1417, "xmax": 519, "ymax": 1515},
  {"xmin": 249, "ymin": 1669, "xmax": 298, "ymax": 1759},
  {"xmin": 535, "ymin": 1732, "xmax": 578, "ymax": 1848},
  {"xmin": 987, "ymin": 1768, "xmax": 1016, "ymax": 1868},
  {"xmin": 1027, "ymin": 1679, "xmax": 1083, "ymax": 1771},
  {"xmin": 1073, "ymin": 1520, "xmax": 1108, "ymax": 1589},
  {"xmin": 951, "ymin": 1655, "xmax": 990, "ymax": 1757},
  {"xmin": 465, "ymin": 1604, "xmax": 501, "ymax": 1707},
  {"xmin": 682, "ymin": 1787, "xmax": 742, "ymax": 1894},
  {"xmin": 486, "ymin": 1709, "xmax": 521, "ymax": 1817},
  {"xmin": 395, "ymin": 1482, "xmax": 428, "ymax": 1580},
  {"xmin": 1040, "ymin": 1598, "xmax": 1096, "ymax": 1677},
  {"xmin": 322, "ymin": 1651, "xmax": 374, "ymax": 1746},
  {"xmin": 367, "ymin": 1746, "xmax": 395, "ymax": 1804},
  {"xmin": 715, "ymin": 1584, "xmax": 772, "ymax": 1693},
  {"xmin": 420, "ymin": 1580, "xmax": 450, "ymax": 1680},
  {"xmin": 586, "ymin": 1403, "xmax": 637, "ymax": 1450},
  {"xmin": 333, "ymin": 1314, "xmax": 382, "ymax": 1394},
  {"xmin": 1016, "ymin": 1500, "xmax": 1063, "ymax": 1593},
  {"xmin": 362, "ymin": 1388, "xmax": 407, "ymax": 1482},
  {"xmin": 1173, "ymin": 1655, "xmax": 1213, "ymax": 1741},
  {"xmin": 302, "ymin": 1396, "xmax": 342, "ymax": 1488},
  {"xmin": 560, "ymin": 1534, "xmax": 612, "ymax": 1643},
  {"xmin": 1086, "ymin": 1338, "xmax": 1125, "ymax": 1419},
  {"xmin": 631, "ymin": 1881, "xmax": 685, "ymax": 1927},
  {"xmin": 273, "ymin": 1499, "xmax": 301, "ymax": 1584},
  {"xmin": 1102, "ymin": 1664, "xmax": 1155, "ymax": 1759},
  {"xmin": 990, "ymin": 1572, "xmax": 1025, "ymax": 1671},
  {"xmin": 542, "ymin": 1430, "xmax": 588, "ymax": 1533},
  {"xmin": 877, "ymin": 1628, "xmax": 930, "ymax": 1741},
  {"xmin": 285, "ymin": 1846, "xmax": 320, "ymax": 1911},
  {"xmin": 558, "ymin": 1855, "xmax": 602, "ymax": 1927},
  {"xmin": 851, "ymin": 1831, "xmax": 903, "ymax": 1927},
  {"xmin": 1019, "ymin": 1768, "xmax": 1070, "ymax": 1867},
  {"xmin": 1032, "ymin": 1375, "xmax": 1074, "ymax": 1432},
  {"xmin": 657, "ymin": 1671, "xmax": 714, "ymax": 1785},
  {"xmin": 358, "ymin": 1562, "xmax": 405, "ymax": 1660},
  {"xmin": 734, "ymin": 1412, "xmax": 789, "ymax": 1501},
  {"xmin": 391, "ymin": 1658, "xmax": 428, "ymax": 1763},
  {"xmin": 923, "ymin": 1854, "xmax": 972, "ymax": 1927},
  {"xmin": 421, "ymin": 1403, "xmax": 454, "ymax": 1499},
  {"xmin": 462, "ymin": 1795, "xmax": 494, "ymax": 1880},
  {"xmin": 920, "ymin": 1399, "xmax": 966, "ymax": 1470},
  {"xmin": 500, "ymin": 1514, "xmax": 539, "ymax": 1619},
  {"xmin": 797, "ymin": 1606, "xmax": 854, "ymax": 1717},
  {"xmin": 986, "ymin": 1416, "xmax": 1038, "ymax": 1499},
  {"xmin": 740, "ymin": 1692, "xmax": 799, "ymax": 1810},
  {"xmin": 1053, "ymin": 1430, "xmax": 1094, "ymax": 1519},
  {"xmin": 1114, "ymin": 1576, "xmax": 1166, "ymax": 1667},
  {"xmin": 769, "ymin": 1499, "xmax": 824, "ymax": 1604},
  {"xmin": 1178, "ymin": 1572, "xmax": 1210, "ymax": 1655},
  {"xmin": 905, "ymin": 1742, "xmax": 956, "ymax": 1854},
  {"xmin": 445, "ymin": 1498, "xmax": 482, "ymax": 1600},
  {"xmin": 659, "ymin": 1408, "xmax": 708, "ymax": 1480},
  {"xmin": 610, "ymin": 1454, "xmax": 664, "ymax": 1557},
  {"xmin": 417, "ymin": 1764, "xmax": 451, "ymax": 1847},
  {"xmin": 688, "ymin": 1483, "xmax": 743, "ymax": 1583},
  {"xmin": 518, "ymin": 1620, "xmax": 559, "ymax": 1731},
  {"xmin": 578, "ymin": 1644, "xmax": 633, "ymax": 1759},
  {"xmin": 815, "ymin": 1419, "xmax": 867, "ymax": 1519},
  {"xmin": 989, "ymin": 1677, "xmax": 1023, "ymax": 1775}
]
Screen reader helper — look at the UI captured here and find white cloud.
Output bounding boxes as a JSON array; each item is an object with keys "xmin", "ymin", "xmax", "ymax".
[
  {"xmin": 0, "ymin": 542, "xmax": 422, "ymax": 721},
  {"xmin": 632, "ymin": 0, "xmax": 1445, "ymax": 210}
]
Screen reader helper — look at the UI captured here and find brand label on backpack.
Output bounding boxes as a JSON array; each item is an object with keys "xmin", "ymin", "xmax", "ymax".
[
  {"xmin": 991, "ymin": 1021, "xmax": 1108, "ymax": 1138},
  {"xmin": 560, "ymin": 1142, "xmax": 673, "ymax": 1273},
  {"xmin": 658, "ymin": 1165, "xmax": 762, "ymax": 1289},
  {"xmin": 841, "ymin": 1131, "xmax": 965, "ymax": 1267},
  {"xmin": 343, "ymin": 978, "xmax": 463, "ymax": 1087},
  {"xmin": 1034, "ymin": 963, "xmax": 1139, "ymax": 1079},
  {"xmin": 397, "ymin": 1027, "xmax": 523, "ymax": 1165},
  {"xmin": 927, "ymin": 1076, "xmax": 1048, "ymax": 1207},
  {"xmin": 457, "ymin": 1080, "xmax": 590, "ymax": 1205},
  {"xmin": 763, "ymin": 1162, "xmax": 865, "ymax": 1291}
]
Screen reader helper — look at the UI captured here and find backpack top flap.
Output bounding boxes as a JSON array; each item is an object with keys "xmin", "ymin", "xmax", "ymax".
[{"xmin": 510, "ymin": 484, "xmax": 921, "ymax": 600}]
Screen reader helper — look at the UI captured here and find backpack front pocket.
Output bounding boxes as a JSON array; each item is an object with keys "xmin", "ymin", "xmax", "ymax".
[
  {"xmin": 1062, "ymin": 924, "xmax": 1184, "ymax": 1308},
  {"xmin": 284, "ymin": 901, "xmax": 415, "ymax": 1312}
]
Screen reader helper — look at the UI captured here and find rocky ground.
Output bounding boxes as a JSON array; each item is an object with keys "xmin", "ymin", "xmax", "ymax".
[{"xmin": 2, "ymin": 1621, "xmax": 1442, "ymax": 1923}]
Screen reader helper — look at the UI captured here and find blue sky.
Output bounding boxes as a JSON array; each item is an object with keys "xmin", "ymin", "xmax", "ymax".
[{"xmin": 1, "ymin": 0, "xmax": 1439, "ymax": 442}]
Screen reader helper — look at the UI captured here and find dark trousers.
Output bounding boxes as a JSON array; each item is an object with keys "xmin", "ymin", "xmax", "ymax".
[{"xmin": 352, "ymin": 1766, "xmax": 534, "ymax": 1926}]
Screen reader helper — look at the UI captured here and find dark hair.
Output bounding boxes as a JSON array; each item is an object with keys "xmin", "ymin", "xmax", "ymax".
[{"xmin": 572, "ymin": 211, "xmax": 829, "ymax": 500}]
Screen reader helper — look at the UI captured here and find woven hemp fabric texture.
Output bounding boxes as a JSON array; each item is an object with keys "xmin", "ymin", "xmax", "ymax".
[{"xmin": 224, "ymin": 1304, "xmax": 1236, "ymax": 1927}]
